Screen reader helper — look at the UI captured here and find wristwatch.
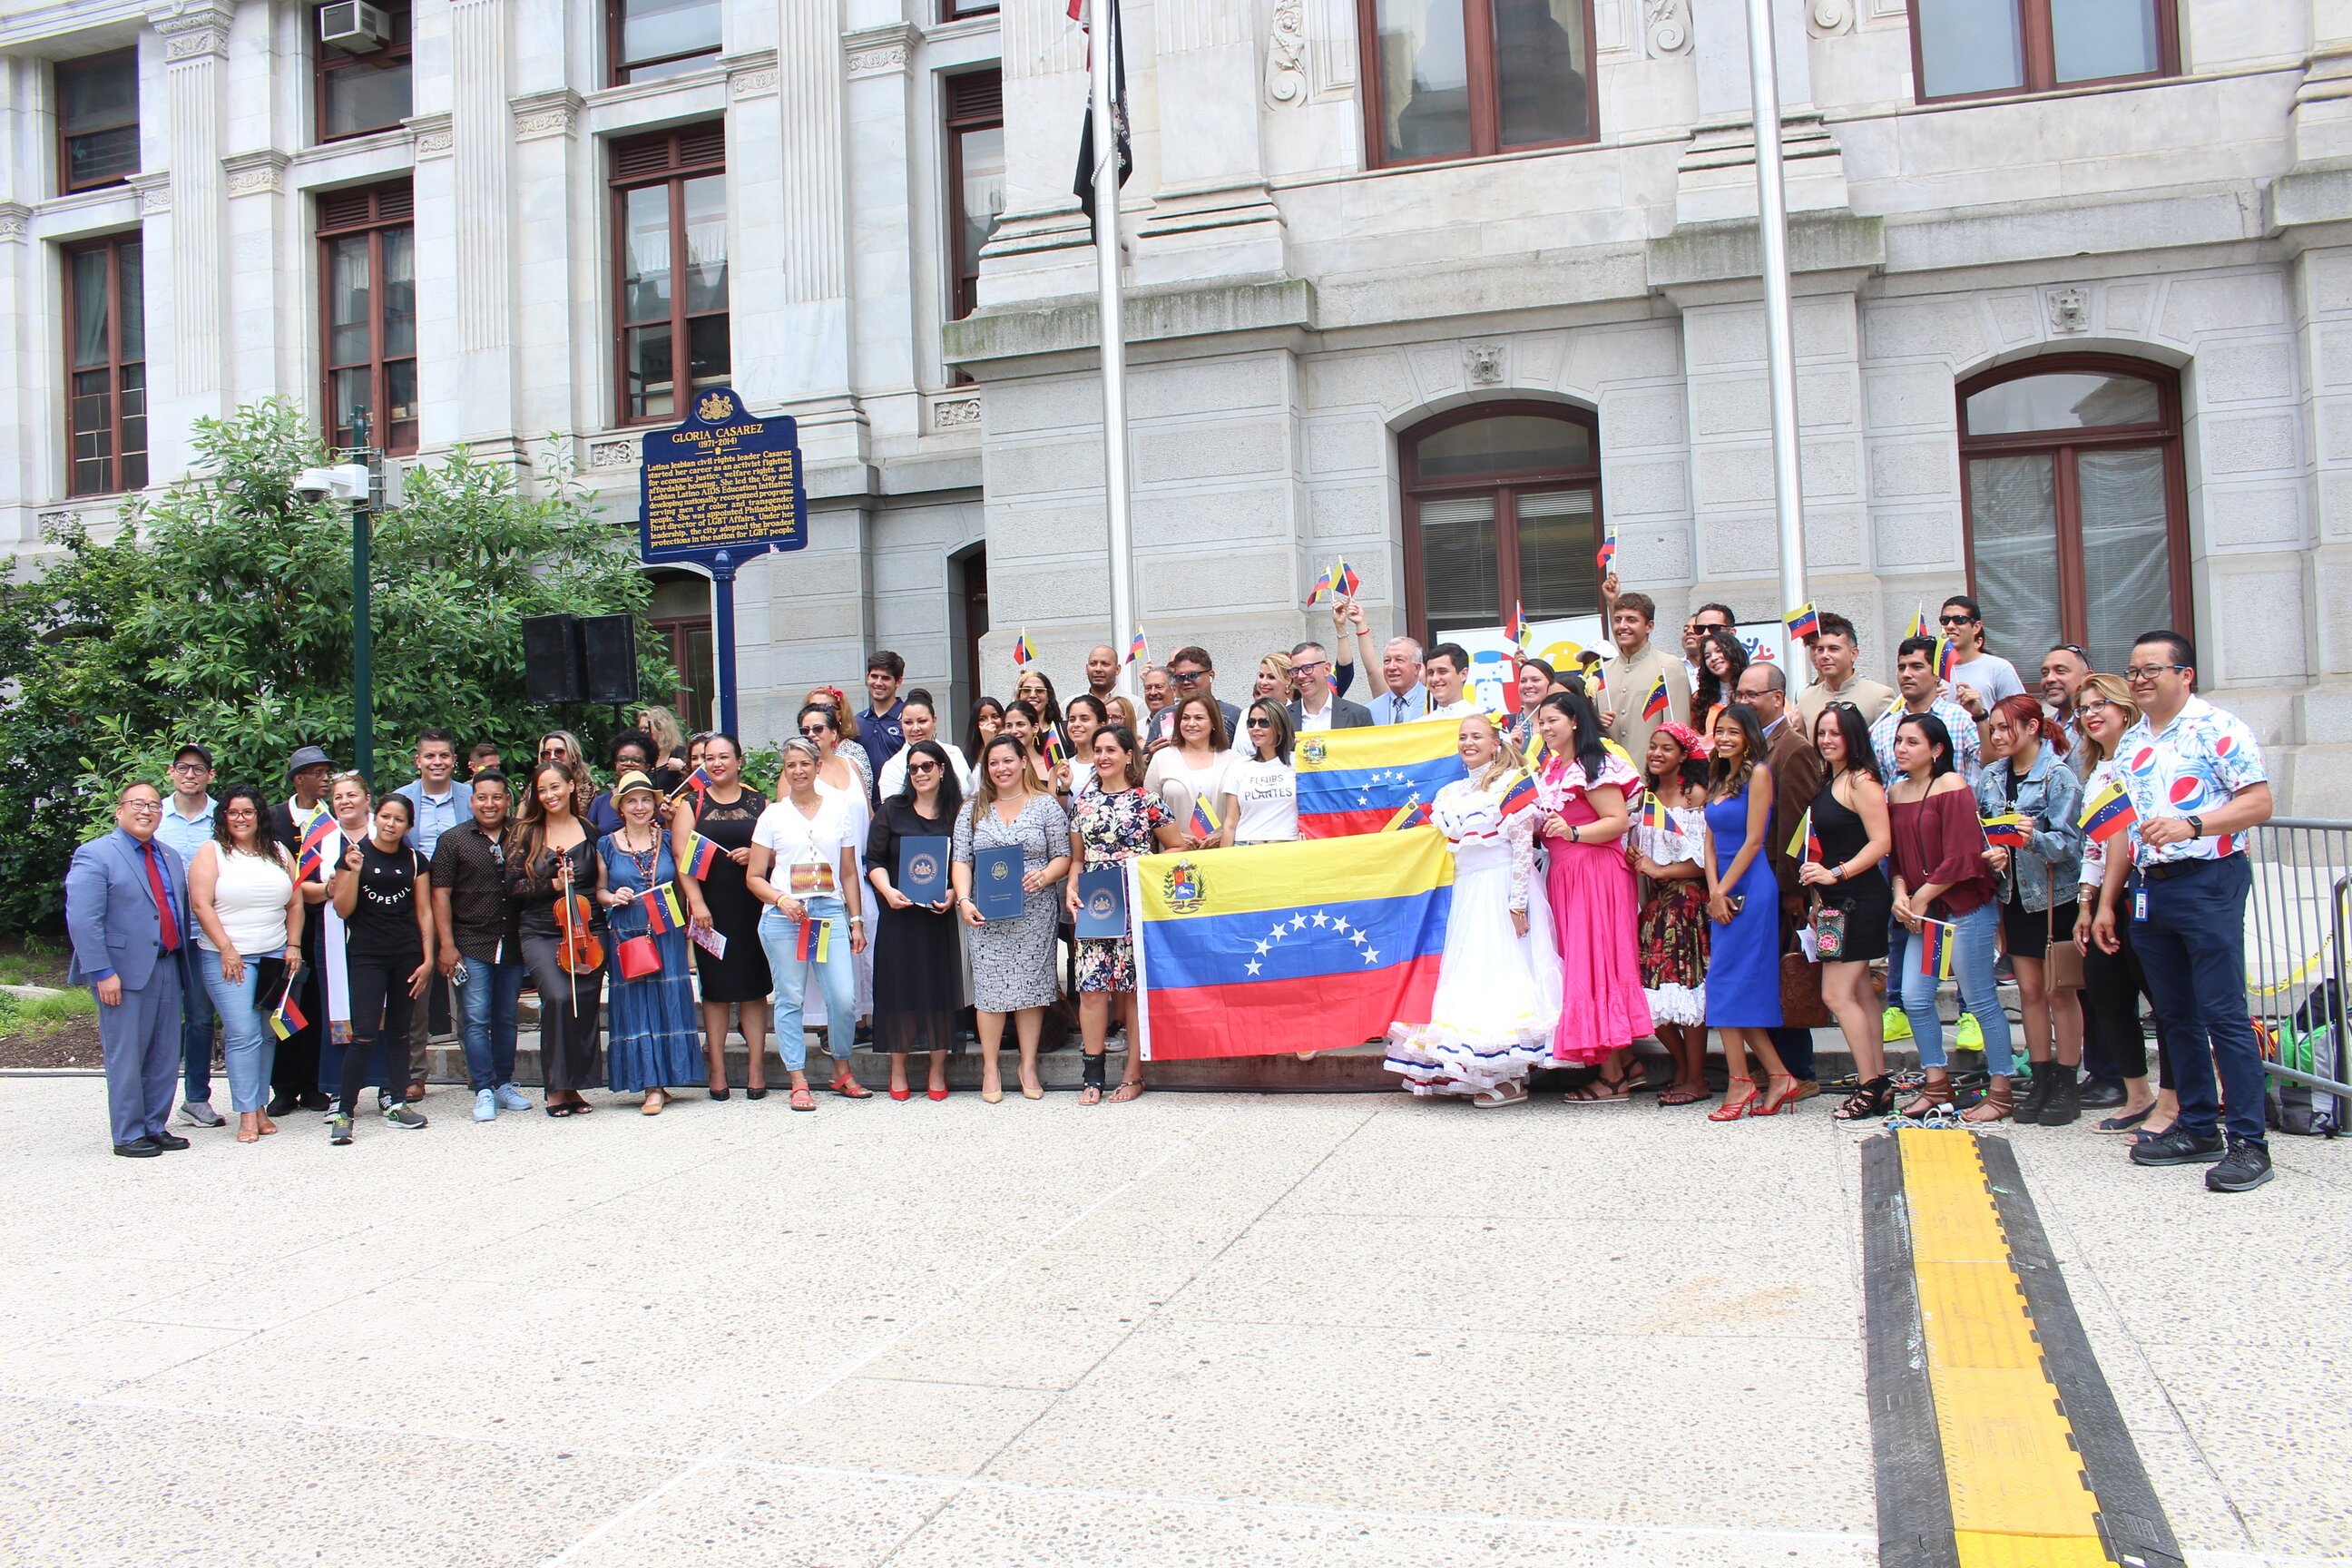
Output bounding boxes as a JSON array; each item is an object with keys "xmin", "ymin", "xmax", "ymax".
[{"xmin": 2186, "ymin": 814, "xmax": 2205, "ymax": 838}]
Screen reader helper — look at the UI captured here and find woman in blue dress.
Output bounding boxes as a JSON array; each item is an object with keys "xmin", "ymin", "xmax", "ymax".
[
  {"xmin": 1701, "ymin": 704, "xmax": 1798, "ymax": 1121},
  {"xmin": 594, "ymin": 772, "xmax": 705, "ymax": 1113}
]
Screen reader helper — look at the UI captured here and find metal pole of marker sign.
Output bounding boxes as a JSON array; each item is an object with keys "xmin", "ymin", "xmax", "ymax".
[
  {"xmin": 348, "ymin": 410, "xmax": 376, "ymax": 789},
  {"xmin": 710, "ymin": 550, "xmax": 739, "ymax": 740},
  {"xmin": 1743, "ymin": 0, "xmax": 1809, "ymax": 667},
  {"xmin": 1088, "ymin": 0, "xmax": 1138, "ymax": 701}
]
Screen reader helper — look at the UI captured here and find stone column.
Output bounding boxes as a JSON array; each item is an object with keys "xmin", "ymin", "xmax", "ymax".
[
  {"xmin": 766, "ymin": 0, "xmax": 855, "ymax": 417},
  {"xmin": 448, "ymin": 0, "xmax": 515, "ymax": 445},
  {"xmin": 1674, "ymin": 0, "xmax": 1846, "ymax": 226},
  {"xmin": 0, "ymin": 198, "xmax": 34, "ymax": 538},
  {"xmin": 1134, "ymin": 0, "xmax": 1284, "ymax": 284},
  {"xmin": 2292, "ymin": 0, "xmax": 2352, "ymax": 167},
  {"xmin": 147, "ymin": 0, "xmax": 235, "ymax": 421},
  {"xmin": 841, "ymin": 24, "xmax": 917, "ymax": 442}
]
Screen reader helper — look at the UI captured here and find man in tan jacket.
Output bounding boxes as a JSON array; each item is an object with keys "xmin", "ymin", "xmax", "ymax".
[{"xmin": 1597, "ymin": 590, "xmax": 1690, "ymax": 761}]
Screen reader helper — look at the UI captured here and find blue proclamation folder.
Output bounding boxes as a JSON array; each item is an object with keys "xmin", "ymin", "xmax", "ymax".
[
  {"xmin": 897, "ymin": 836, "xmax": 950, "ymax": 906},
  {"xmin": 974, "ymin": 844, "xmax": 1026, "ymax": 921},
  {"xmin": 1074, "ymin": 866, "xmax": 1128, "ymax": 939}
]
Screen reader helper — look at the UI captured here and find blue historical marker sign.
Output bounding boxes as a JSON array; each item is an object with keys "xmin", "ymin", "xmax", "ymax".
[{"xmin": 636, "ymin": 385, "xmax": 807, "ymax": 565}]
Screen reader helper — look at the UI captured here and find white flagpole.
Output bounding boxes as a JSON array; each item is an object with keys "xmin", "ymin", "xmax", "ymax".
[
  {"xmin": 1745, "ymin": 0, "xmax": 1808, "ymax": 669},
  {"xmin": 1088, "ymin": 0, "xmax": 1138, "ymax": 701}
]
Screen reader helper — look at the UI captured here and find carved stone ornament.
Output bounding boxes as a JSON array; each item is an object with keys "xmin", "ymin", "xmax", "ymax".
[
  {"xmin": 222, "ymin": 152, "xmax": 288, "ymax": 196},
  {"xmin": 414, "ymin": 128, "xmax": 454, "ymax": 155},
  {"xmin": 514, "ymin": 109, "xmax": 573, "ymax": 138},
  {"xmin": 1266, "ymin": 0, "xmax": 1307, "ymax": 104},
  {"xmin": 1465, "ymin": 342, "xmax": 1507, "ymax": 387},
  {"xmin": 0, "ymin": 202, "xmax": 29, "ymax": 241},
  {"xmin": 589, "ymin": 438, "xmax": 640, "ymax": 469},
  {"xmin": 730, "ymin": 69, "xmax": 779, "ymax": 97},
  {"xmin": 36, "ymin": 510, "xmax": 79, "ymax": 534},
  {"xmin": 1643, "ymin": 0, "xmax": 1691, "ymax": 57},
  {"xmin": 846, "ymin": 44, "xmax": 907, "ymax": 74},
  {"xmin": 131, "ymin": 176, "xmax": 173, "ymax": 214},
  {"xmin": 2047, "ymin": 287, "xmax": 2089, "ymax": 334},
  {"xmin": 932, "ymin": 397, "xmax": 982, "ymax": 431},
  {"xmin": 1806, "ymin": 0, "xmax": 1853, "ymax": 35}
]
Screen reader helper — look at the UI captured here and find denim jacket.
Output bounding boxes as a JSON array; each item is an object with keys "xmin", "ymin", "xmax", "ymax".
[{"xmin": 1974, "ymin": 745, "xmax": 2083, "ymax": 915}]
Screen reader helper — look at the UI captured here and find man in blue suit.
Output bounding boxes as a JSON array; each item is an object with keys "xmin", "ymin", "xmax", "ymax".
[{"xmin": 64, "ymin": 781, "xmax": 195, "ymax": 1158}]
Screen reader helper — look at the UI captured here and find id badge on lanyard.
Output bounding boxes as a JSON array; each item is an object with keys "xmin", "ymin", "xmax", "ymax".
[{"xmin": 2132, "ymin": 883, "xmax": 2150, "ymax": 924}]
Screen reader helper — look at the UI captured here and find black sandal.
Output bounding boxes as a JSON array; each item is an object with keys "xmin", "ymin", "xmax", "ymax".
[{"xmin": 1833, "ymin": 1075, "xmax": 1895, "ymax": 1122}]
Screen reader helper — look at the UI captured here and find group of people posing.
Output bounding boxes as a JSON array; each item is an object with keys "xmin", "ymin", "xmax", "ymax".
[{"xmin": 65, "ymin": 589, "xmax": 2281, "ymax": 1191}]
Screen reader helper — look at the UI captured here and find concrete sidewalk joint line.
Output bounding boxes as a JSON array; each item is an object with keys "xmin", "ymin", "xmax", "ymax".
[{"xmin": 535, "ymin": 1104, "xmax": 1254, "ymax": 1567}]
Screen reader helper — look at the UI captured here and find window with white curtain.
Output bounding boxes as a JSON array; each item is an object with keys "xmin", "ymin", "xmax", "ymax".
[{"xmin": 1957, "ymin": 358, "xmax": 2188, "ymax": 675}]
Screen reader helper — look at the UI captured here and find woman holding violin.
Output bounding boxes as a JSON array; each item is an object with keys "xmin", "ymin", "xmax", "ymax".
[
  {"xmin": 508, "ymin": 760, "xmax": 605, "ymax": 1115},
  {"xmin": 326, "ymin": 792, "xmax": 435, "ymax": 1144}
]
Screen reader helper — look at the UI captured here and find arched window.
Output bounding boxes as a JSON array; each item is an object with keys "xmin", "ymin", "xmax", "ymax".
[
  {"xmin": 1957, "ymin": 355, "xmax": 2189, "ymax": 677},
  {"xmin": 1401, "ymin": 403, "xmax": 1602, "ymax": 642}
]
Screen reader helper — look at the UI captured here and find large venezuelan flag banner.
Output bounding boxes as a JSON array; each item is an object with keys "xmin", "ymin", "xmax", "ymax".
[
  {"xmin": 1132, "ymin": 828, "xmax": 1455, "ymax": 1061},
  {"xmin": 1291, "ymin": 717, "xmax": 1467, "ymax": 838}
]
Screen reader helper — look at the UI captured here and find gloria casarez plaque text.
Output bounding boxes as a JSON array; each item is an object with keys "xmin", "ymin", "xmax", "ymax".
[{"xmin": 637, "ymin": 387, "xmax": 808, "ymax": 564}]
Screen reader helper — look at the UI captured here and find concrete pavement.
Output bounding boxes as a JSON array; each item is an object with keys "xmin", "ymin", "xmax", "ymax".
[{"xmin": 0, "ymin": 1076, "xmax": 2343, "ymax": 1567}]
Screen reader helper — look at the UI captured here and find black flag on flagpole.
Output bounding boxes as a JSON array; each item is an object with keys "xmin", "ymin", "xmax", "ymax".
[{"xmin": 1072, "ymin": 0, "xmax": 1131, "ymax": 222}]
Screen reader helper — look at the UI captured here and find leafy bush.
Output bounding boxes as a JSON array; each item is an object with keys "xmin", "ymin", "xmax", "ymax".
[{"xmin": 0, "ymin": 400, "xmax": 671, "ymax": 934}]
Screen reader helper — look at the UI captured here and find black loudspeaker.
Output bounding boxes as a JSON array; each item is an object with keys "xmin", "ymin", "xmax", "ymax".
[
  {"xmin": 581, "ymin": 614, "xmax": 640, "ymax": 704},
  {"xmin": 522, "ymin": 613, "xmax": 584, "ymax": 704}
]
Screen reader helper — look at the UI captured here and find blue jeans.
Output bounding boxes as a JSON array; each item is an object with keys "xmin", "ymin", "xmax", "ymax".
[
  {"xmin": 180, "ymin": 953, "xmax": 216, "ymax": 1102},
  {"xmin": 2132, "ymin": 855, "xmax": 2266, "ymax": 1146},
  {"xmin": 457, "ymin": 956, "xmax": 527, "ymax": 1092},
  {"xmin": 760, "ymin": 897, "xmax": 856, "ymax": 1073},
  {"xmin": 196, "ymin": 946, "xmax": 283, "ymax": 1114},
  {"xmin": 1898, "ymin": 902, "xmax": 2014, "ymax": 1076}
]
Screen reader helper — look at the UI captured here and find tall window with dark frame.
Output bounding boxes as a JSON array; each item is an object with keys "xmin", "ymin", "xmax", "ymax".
[
  {"xmin": 318, "ymin": 182, "xmax": 418, "ymax": 454},
  {"xmin": 941, "ymin": 0, "xmax": 997, "ymax": 23},
  {"xmin": 1957, "ymin": 356, "xmax": 2190, "ymax": 675},
  {"xmin": 54, "ymin": 50, "xmax": 139, "ymax": 194},
  {"xmin": 1358, "ymin": 0, "xmax": 1596, "ymax": 168},
  {"xmin": 612, "ymin": 124, "xmax": 729, "ymax": 426},
  {"xmin": 314, "ymin": 0, "xmax": 413, "ymax": 142},
  {"xmin": 945, "ymin": 69, "xmax": 1004, "ymax": 323},
  {"xmin": 1909, "ymin": 0, "xmax": 2175, "ymax": 103},
  {"xmin": 63, "ymin": 234, "xmax": 147, "ymax": 497},
  {"xmin": 1400, "ymin": 405, "xmax": 1602, "ymax": 642},
  {"xmin": 608, "ymin": 0, "xmax": 722, "ymax": 85}
]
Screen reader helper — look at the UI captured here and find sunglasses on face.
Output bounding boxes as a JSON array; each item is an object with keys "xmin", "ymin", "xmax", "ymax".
[
  {"xmin": 1246, "ymin": 717, "xmax": 1273, "ymax": 729},
  {"xmin": 1939, "ymin": 613, "xmax": 1976, "ymax": 626},
  {"xmin": 908, "ymin": 760, "xmax": 939, "ymax": 775},
  {"xmin": 799, "ymin": 726, "xmax": 828, "ymax": 737},
  {"xmin": 1171, "ymin": 670, "xmax": 1205, "ymax": 684}
]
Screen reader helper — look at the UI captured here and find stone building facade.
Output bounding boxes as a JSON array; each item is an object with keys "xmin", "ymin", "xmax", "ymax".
[{"xmin": 4, "ymin": 0, "xmax": 2349, "ymax": 806}]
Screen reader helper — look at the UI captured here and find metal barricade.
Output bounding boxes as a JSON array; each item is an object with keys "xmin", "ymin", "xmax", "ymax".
[{"xmin": 2245, "ymin": 818, "xmax": 2352, "ymax": 1122}]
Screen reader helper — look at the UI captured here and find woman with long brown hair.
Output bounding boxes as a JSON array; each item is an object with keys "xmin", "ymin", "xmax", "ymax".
[
  {"xmin": 1976, "ymin": 691, "xmax": 2085, "ymax": 1124},
  {"xmin": 671, "ymin": 732, "xmax": 772, "ymax": 1098},
  {"xmin": 2073, "ymin": 675, "xmax": 2170, "ymax": 1136},
  {"xmin": 1142, "ymin": 695, "xmax": 1236, "ymax": 848},
  {"xmin": 953, "ymin": 734, "xmax": 1071, "ymax": 1102},
  {"xmin": 1629, "ymin": 720, "xmax": 1711, "ymax": 1106},
  {"xmin": 1700, "ymin": 704, "xmax": 1794, "ymax": 1120},
  {"xmin": 508, "ymin": 760, "xmax": 603, "ymax": 1115},
  {"xmin": 1066, "ymin": 725, "xmax": 1181, "ymax": 1104}
]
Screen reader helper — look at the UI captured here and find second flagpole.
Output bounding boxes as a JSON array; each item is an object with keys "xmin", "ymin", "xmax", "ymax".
[{"xmin": 1088, "ymin": 0, "xmax": 1139, "ymax": 702}]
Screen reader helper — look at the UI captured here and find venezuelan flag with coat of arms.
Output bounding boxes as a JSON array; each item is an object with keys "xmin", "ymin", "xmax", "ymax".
[
  {"xmin": 1132, "ymin": 828, "xmax": 1455, "ymax": 1061},
  {"xmin": 1290, "ymin": 717, "xmax": 1467, "ymax": 838}
]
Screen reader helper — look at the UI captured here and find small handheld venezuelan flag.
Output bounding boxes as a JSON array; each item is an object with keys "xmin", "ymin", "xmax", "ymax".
[
  {"xmin": 1642, "ymin": 674, "xmax": 1671, "ymax": 722},
  {"xmin": 1979, "ymin": 810, "xmax": 2031, "ymax": 850},
  {"xmin": 1334, "ymin": 558, "xmax": 1361, "ymax": 598},
  {"xmin": 1012, "ymin": 629, "xmax": 1035, "ymax": 668},
  {"xmin": 2080, "ymin": 779, "xmax": 2139, "ymax": 844},
  {"xmin": 642, "ymin": 883, "xmax": 687, "ymax": 936},
  {"xmin": 1498, "ymin": 770, "xmax": 1538, "ymax": 817},
  {"xmin": 1917, "ymin": 917, "xmax": 1955, "ymax": 980},
  {"xmin": 1638, "ymin": 790, "xmax": 1671, "ymax": 833},
  {"xmin": 1785, "ymin": 807, "xmax": 1813, "ymax": 862},
  {"xmin": 792, "ymin": 916, "xmax": 830, "ymax": 963},
  {"xmin": 1505, "ymin": 600, "xmax": 1528, "ymax": 649},
  {"xmin": 1128, "ymin": 627, "xmax": 1148, "ymax": 665},
  {"xmin": 1905, "ymin": 603, "xmax": 1932, "ymax": 641},
  {"xmin": 1382, "ymin": 797, "xmax": 1432, "ymax": 832},
  {"xmin": 1784, "ymin": 601, "xmax": 1820, "ymax": 642},
  {"xmin": 1935, "ymin": 634, "xmax": 1960, "ymax": 685},
  {"xmin": 1189, "ymin": 792, "xmax": 1221, "ymax": 842},
  {"xmin": 268, "ymin": 985, "xmax": 308, "ymax": 1042},
  {"xmin": 1302, "ymin": 564, "xmax": 1333, "ymax": 608},
  {"xmin": 1043, "ymin": 724, "xmax": 1072, "ymax": 769},
  {"xmin": 681, "ymin": 833, "xmax": 721, "ymax": 879},
  {"xmin": 666, "ymin": 764, "xmax": 714, "ymax": 803},
  {"xmin": 1595, "ymin": 528, "xmax": 1617, "ymax": 576}
]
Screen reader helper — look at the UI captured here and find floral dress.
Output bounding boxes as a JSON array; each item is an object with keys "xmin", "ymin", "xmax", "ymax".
[
  {"xmin": 1071, "ymin": 788, "xmax": 1171, "ymax": 993},
  {"xmin": 1632, "ymin": 800, "xmax": 1710, "ymax": 1026}
]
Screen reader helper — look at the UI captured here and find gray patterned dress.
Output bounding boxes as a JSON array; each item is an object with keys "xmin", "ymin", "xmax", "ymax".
[{"xmin": 952, "ymin": 791, "xmax": 1070, "ymax": 1012}]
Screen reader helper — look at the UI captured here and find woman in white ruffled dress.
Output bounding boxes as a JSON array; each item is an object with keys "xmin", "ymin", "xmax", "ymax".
[{"xmin": 1385, "ymin": 712, "xmax": 1563, "ymax": 1106}]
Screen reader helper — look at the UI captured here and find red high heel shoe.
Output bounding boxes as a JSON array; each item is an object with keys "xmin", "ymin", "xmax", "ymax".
[
  {"xmin": 1708, "ymin": 1078, "xmax": 1759, "ymax": 1122},
  {"xmin": 1751, "ymin": 1074, "xmax": 1801, "ymax": 1117},
  {"xmin": 926, "ymin": 1083, "xmax": 949, "ymax": 1102},
  {"xmin": 887, "ymin": 1085, "xmax": 912, "ymax": 1102}
]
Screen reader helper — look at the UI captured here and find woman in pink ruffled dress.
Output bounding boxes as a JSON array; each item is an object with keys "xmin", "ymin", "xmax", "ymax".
[{"xmin": 1533, "ymin": 690, "xmax": 1653, "ymax": 1096}]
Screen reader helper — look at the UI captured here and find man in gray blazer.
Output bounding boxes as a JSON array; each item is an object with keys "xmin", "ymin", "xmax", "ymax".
[
  {"xmin": 65, "ymin": 781, "xmax": 195, "ymax": 1157},
  {"xmin": 1284, "ymin": 642, "xmax": 1374, "ymax": 731}
]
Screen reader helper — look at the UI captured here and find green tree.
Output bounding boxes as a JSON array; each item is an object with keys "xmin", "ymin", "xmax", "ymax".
[{"xmin": 0, "ymin": 399, "xmax": 668, "ymax": 934}]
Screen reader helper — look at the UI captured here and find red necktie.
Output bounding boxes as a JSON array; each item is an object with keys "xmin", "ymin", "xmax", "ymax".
[{"xmin": 141, "ymin": 842, "xmax": 181, "ymax": 952}]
